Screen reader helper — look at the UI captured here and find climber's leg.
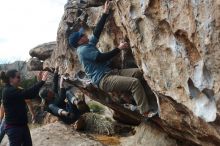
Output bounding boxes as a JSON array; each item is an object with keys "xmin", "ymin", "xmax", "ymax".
[
  {"xmin": 99, "ymin": 75, "xmax": 149, "ymax": 114},
  {"xmin": 118, "ymin": 68, "xmax": 143, "ymax": 79},
  {"xmin": 66, "ymin": 90, "xmax": 77, "ymax": 105},
  {"xmin": 140, "ymin": 79, "xmax": 159, "ymax": 111},
  {"xmin": 66, "ymin": 99, "xmax": 81, "ymax": 118},
  {"xmin": 119, "ymin": 68, "xmax": 158, "ymax": 111},
  {"xmin": 48, "ymin": 104, "xmax": 69, "ymax": 117}
]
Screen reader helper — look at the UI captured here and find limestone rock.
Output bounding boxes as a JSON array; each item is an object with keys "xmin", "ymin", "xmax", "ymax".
[
  {"xmin": 72, "ymin": 82, "xmax": 220, "ymax": 146},
  {"xmin": 42, "ymin": 0, "xmax": 220, "ymax": 145},
  {"xmin": 29, "ymin": 42, "xmax": 56, "ymax": 60},
  {"xmin": 121, "ymin": 123, "xmax": 177, "ymax": 146},
  {"xmin": 27, "ymin": 57, "xmax": 43, "ymax": 71},
  {"xmin": 43, "ymin": 58, "xmax": 53, "ymax": 71},
  {"xmin": 53, "ymin": 0, "xmax": 220, "ymax": 122}
]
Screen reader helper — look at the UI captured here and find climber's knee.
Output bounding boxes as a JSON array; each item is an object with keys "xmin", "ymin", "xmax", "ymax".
[
  {"xmin": 48, "ymin": 104, "xmax": 55, "ymax": 109},
  {"xmin": 131, "ymin": 78, "xmax": 142, "ymax": 90},
  {"xmin": 133, "ymin": 69, "xmax": 143, "ymax": 79}
]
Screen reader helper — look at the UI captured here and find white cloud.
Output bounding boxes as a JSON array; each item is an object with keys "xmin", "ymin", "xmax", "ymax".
[{"xmin": 0, "ymin": 0, "xmax": 67, "ymax": 63}]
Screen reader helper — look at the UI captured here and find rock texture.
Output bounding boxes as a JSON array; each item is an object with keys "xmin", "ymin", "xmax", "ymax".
[
  {"xmin": 29, "ymin": 42, "xmax": 56, "ymax": 60},
  {"xmin": 52, "ymin": 0, "xmax": 220, "ymax": 122},
  {"xmin": 28, "ymin": 42, "xmax": 56, "ymax": 72},
  {"xmin": 74, "ymin": 83, "xmax": 220, "ymax": 145},
  {"xmin": 31, "ymin": 0, "xmax": 220, "ymax": 145},
  {"xmin": 121, "ymin": 123, "xmax": 177, "ymax": 146},
  {"xmin": 27, "ymin": 57, "xmax": 43, "ymax": 71}
]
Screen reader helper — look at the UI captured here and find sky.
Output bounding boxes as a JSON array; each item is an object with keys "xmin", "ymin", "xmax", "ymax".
[{"xmin": 0, "ymin": 0, "xmax": 67, "ymax": 63}]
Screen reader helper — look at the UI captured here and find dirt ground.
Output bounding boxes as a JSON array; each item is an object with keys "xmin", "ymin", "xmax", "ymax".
[{"xmin": 1, "ymin": 122, "xmax": 121, "ymax": 146}]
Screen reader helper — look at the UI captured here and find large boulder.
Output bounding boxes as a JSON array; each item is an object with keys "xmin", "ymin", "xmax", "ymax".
[
  {"xmin": 52, "ymin": 0, "xmax": 220, "ymax": 119},
  {"xmin": 29, "ymin": 42, "xmax": 56, "ymax": 60},
  {"xmin": 27, "ymin": 57, "xmax": 43, "ymax": 71},
  {"xmin": 44, "ymin": 0, "xmax": 220, "ymax": 145}
]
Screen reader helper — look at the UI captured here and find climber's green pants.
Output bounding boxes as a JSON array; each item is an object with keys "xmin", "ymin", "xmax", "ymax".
[{"xmin": 99, "ymin": 68, "xmax": 149, "ymax": 114}]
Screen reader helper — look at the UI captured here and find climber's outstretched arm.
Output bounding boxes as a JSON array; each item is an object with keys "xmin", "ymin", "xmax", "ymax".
[
  {"xmin": 52, "ymin": 68, "xmax": 59, "ymax": 94},
  {"xmin": 93, "ymin": 0, "xmax": 110, "ymax": 39},
  {"xmin": 96, "ymin": 42, "xmax": 129, "ymax": 62},
  {"xmin": 96, "ymin": 48, "xmax": 120, "ymax": 62}
]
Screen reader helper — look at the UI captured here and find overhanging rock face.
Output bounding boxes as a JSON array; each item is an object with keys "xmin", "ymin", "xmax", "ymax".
[
  {"xmin": 68, "ymin": 81, "xmax": 220, "ymax": 145},
  {"xmin": 47, "ymin": 0, "xmax": 220, "ymax": 145}
]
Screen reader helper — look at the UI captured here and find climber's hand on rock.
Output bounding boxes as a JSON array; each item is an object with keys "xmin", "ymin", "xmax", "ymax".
[
  {"xmin": 104, "ymin": 0, "xmax": 110, "ymax": 14},
  {"xmin": 118, "ymin": 42, "xmax": 129, "ymax": 50},
  {"xmin": 39, "ymin": 71, "xmax": 48, "ymax": 81},
  {"xmin": 41, "ymin": 71, "xmax": 49, "ymax": 81}
]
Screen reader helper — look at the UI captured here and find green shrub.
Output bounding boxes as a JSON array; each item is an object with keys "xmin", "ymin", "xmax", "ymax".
[{"xmin": 88, "ymin": 101, "xmax": 105, "ymax": 114}]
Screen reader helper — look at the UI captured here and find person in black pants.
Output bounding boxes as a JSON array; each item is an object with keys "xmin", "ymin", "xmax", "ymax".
[
  {"xmin": 39, "ymin": 68, "xmax": 89, "ymax": 124},
  {"xmin": 0, "ymin": 70, "xmax": 48, "ymax": 146}
]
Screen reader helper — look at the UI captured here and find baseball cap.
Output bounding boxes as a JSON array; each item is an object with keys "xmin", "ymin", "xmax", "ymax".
[{"xmin": 68, "ymin": 27, "xmax": 85, "ymax": 48}]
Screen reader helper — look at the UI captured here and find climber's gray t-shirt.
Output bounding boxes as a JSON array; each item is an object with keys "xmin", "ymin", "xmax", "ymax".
[{"xmin": 77, "ymin": 35, "xmax": 111, "ymax": 85}]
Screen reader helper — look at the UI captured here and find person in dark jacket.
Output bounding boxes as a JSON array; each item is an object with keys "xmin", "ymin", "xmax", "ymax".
[
  {"xmin": 68, "ymin": 1, "xmax": 157, "ymax": 118},
  {"xmin": 0, "ymin": 89, "xmax": 36, "ymax": 144},
  {"xmin": 0, "ymin": 70, "xmax": 48, "ymax": 146},
  {"xmin": 0, "ymin": 102, "xmax": 5, "ymax": 143},
  {"xmin": 39, "ymin": 68, "xmax": 89, "ymax": 124}
]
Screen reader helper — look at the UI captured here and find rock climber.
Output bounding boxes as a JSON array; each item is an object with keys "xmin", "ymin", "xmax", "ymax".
[
  {"xmin": 39, "ymin": 67, "xmax": 90, "ymax": 124},
  {"xmin": 68, "ymin": 0, "xmax": 157, "ymax": 118}
]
